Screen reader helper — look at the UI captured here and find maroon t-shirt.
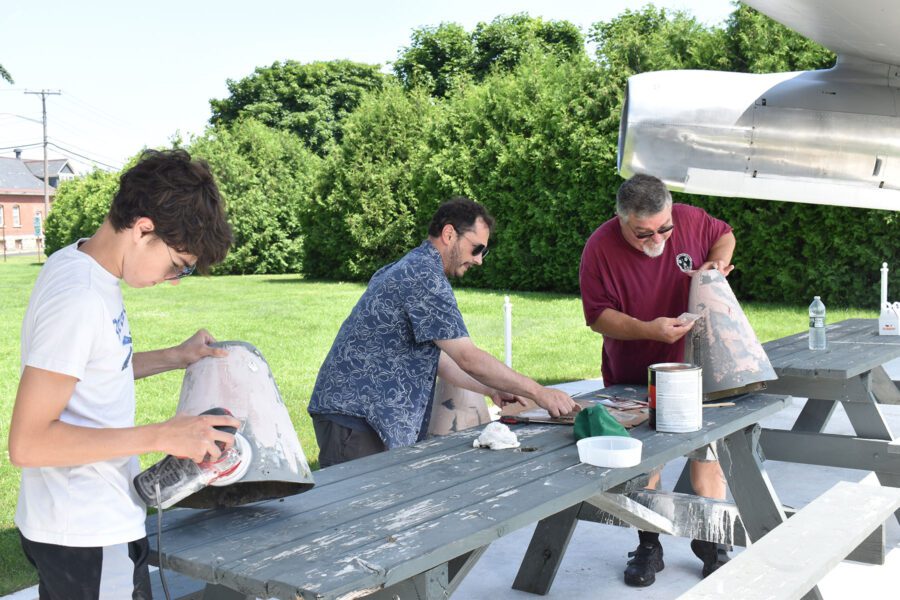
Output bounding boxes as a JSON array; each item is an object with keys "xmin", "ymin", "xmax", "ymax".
[{"xmin": 579, "ymin": 203, "xmax": 732, "ymax": 385}]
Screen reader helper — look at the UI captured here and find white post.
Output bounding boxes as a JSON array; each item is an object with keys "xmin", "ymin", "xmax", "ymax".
[
  {"xmin": 881, "ymin": 262, "xmax": 889, "ymax": 307},
  {"xmin": 504, "ymin": 295, "xmax": 513, "ymax": 368}
]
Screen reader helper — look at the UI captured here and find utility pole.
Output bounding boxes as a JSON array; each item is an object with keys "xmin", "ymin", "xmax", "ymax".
[{"xmin": 24, "ymin": 89, "xmax": 61, "ymax": 258}]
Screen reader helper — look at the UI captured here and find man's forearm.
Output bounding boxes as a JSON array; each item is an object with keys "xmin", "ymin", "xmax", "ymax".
[
  {"xmin": 437, "ymin": 352, "xmax": 494, "ymax": 396},
  {"xmin": 453, "ymin": 347, "xmax": 543, "ymax": 400},
  {"xmin": 590, "ymin": 308, "xmax": 650, "ymax": 341}
]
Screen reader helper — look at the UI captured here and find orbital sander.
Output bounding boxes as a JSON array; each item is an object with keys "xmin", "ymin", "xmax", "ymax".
[{"xmin": 133, "ymin": 407, "xmax": 253, "ymax": 509}]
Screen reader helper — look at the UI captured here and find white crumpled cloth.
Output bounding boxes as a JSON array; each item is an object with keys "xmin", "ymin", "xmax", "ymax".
[{"xmin": 472, "ymin": 421, "xmax": 520, "ymax": 450}]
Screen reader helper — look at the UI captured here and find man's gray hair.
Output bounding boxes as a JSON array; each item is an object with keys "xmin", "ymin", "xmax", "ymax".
[{"xmin": 615, "ymin": 173, "xmax": 673, "ymax": 222}]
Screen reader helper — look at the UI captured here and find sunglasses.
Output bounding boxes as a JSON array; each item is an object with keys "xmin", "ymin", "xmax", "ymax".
[
  {"xmin": 165, "ymin": 246, "xmax": 197, "ymax": 280},
  {"xmin": 631, "ymin": 223, "xmax": 675, "ymax": 240},
  {"xmin": 459, "ymin": 231, "xmax": 489, "ymax": 258}
]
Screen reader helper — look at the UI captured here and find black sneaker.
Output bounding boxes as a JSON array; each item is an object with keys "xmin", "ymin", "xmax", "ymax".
[
  {"xmin": 690, "ymin": 539, "xmax": 731, "ymax": 577},
  {"xmin": 624, "ymin": 541, "xmax": 664, "ymax": 587}
]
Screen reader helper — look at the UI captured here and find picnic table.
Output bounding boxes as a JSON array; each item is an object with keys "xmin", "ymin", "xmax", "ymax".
[
  {"xmin": 147, "ymin": 389, "xmax": 789, "ymax": 600},
  {"xmin": 759, "ymin": 318, "xmax": 900, "ymax": 522}
]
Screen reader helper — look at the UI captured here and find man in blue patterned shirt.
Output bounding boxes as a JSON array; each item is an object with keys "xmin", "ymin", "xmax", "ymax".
[{"xmin": 308, "ymin": 197, "xmax": 579, "ymax": 466}]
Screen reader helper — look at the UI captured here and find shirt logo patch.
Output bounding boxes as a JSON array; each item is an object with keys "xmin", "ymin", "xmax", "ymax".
[{"xmin": 676, "ymin": 253, "xmax": 693, "ymax": 272}]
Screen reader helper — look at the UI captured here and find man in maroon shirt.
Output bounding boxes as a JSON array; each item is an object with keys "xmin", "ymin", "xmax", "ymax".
[{"xmin": 579, "ymin": 173, "xmax": 736, "ymax": 586}]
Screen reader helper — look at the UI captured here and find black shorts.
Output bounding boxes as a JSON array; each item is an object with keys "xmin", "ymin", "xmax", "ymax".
[{"xmin": 19, "ymin": 532, "xmax": 152, "ymax": 600}]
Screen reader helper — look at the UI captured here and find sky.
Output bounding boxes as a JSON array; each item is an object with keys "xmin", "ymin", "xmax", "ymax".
[{"xmin": 0, "ymin": 0, "xmax": 737, "ymax": 173}]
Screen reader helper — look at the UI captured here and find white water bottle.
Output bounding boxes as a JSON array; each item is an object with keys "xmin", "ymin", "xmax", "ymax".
[{"xmin": 808, "ymin": 296, "xmax": 827, "ymax": 350}]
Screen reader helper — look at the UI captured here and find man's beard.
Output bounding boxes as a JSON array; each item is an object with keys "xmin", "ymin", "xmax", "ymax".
[{"xmin": 643, "ymin": 239, "xmax": 665, "ymax": 258}]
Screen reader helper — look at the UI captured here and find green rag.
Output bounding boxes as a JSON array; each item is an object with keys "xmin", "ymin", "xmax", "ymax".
[{"xmin": 573, "ymin": 405, "xmax": 630, "ymax": 441}]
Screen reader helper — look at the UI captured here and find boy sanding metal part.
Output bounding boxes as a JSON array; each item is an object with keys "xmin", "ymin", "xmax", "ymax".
[{"xmin": 8, "ymin": 149, "xmax": 238, "ymax": 600}]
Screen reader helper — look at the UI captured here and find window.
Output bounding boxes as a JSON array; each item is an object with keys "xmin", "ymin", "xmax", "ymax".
[
  {"xmin": 0, "ymin": 206, "xmax": 4, "ymax": 227},
  {"xmin": 12, "ymin": 205, "xmax": 20, "ymax": 228}
]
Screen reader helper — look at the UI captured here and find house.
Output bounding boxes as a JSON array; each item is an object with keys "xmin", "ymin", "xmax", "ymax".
[{"xmin": 0, "ymin": 149, "xmax": 74, "ymax": 254}]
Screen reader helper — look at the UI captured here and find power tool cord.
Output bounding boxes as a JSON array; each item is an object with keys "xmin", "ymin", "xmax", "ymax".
[{"xmin": 154, "ymin": 481, "xmax": 172, "ymax": 600}]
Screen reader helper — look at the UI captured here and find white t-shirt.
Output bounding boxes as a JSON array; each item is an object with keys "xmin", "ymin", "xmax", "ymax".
[{"xmin": 16, "ymin": 242, "xmax": 147, "ymax": 547}]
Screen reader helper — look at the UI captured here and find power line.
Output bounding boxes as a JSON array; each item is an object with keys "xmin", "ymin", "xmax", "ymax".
[
  {"xmin": 47, "ymin": 136, "xmax": 124, "ymax": 167},
  {"xmin": 58, "ymin": 92, "xmax": 131, "ymax": 129},
  {"xmin": 47, "ymin": 142, "xmax": 121, "ymax": 171},
  {"xmin": 0, "ymin": 142, "xmax": 43, "ymax": 151}
]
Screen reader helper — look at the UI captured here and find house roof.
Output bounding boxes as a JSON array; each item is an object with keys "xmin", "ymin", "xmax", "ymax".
[
  {"xmin": 0, "ymin": 157, "xmax": 47, "ymax": 193},
  {"xmin": 24, "ymin": 159, "xmax": 73, "ymax": 179}
]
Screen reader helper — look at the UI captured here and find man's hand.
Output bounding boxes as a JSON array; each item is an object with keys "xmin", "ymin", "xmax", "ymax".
[
  {"xmin": 648, "ymin": 316, "xmax": 695, "ymax": 344},
  {"xmin": 533, "ymin": 388, "xmax": 580, "ymax": 418},
  {"xmin": 172, "ymin": 329, "xmax": 228, "ymax": 369},
  {"xmin": 696, "ymin": 259, "xmax": 734, "ymax": 277},
  {"xmin": 490, "ymin": 390, "xmax": 527, "ymax": 409},
  {"xmin": 157, "ymin": 413, "xmax": 241, "ymax": 463}
]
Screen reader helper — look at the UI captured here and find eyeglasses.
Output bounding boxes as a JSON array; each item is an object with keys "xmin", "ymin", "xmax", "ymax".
[
  {"xmin": 164, "ymin": 245, "xmax": 196, "ymax": 280},
  {"xmin": 458, "ymin": 230, "xmax": 489, "ymax": 258},
  {"xmin": 630, "ymin": 223, "xmax": 675, "ymax": 240}
]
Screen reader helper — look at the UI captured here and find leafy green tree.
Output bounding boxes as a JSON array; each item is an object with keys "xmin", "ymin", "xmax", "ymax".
[
  {"xmin": 301, "ymin": 83, "xmax": 441, "ymax": 279},
  {"xmin": 189, "ymin": 119, "xmax": 320, "ymax": 274},
  {"xmin": 209, "ymin": 60, "xmax": 386, "ymax": 156},
  {"xmin": 394, "ymin": 23, "xmax": 474, "ymax": 97},
  {"xmin": 44, "ymin": 169, "xmax": 120, "ymax": 255},
  {"xmin": 416, "ymin": 50, "xmax": 613, "ymax": 292},
  {"xmin": 470, "ymin": 14, "xmax": 584, "ymax": 80},
  {"xmin": 725, "ymin": 4, "xmax": 835, "ymax": 73},
  {"xmin": 394, "ymin": 14, "xmax": 585, "ymax": 97},
  {"xmin": 591, "ymin": 6, "xmax": 729, "ymax": 82}
]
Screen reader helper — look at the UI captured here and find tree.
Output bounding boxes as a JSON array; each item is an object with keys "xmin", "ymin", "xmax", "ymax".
[
  {"xmin": 44, "ymin": 169, "xmax": 120, "ymax": 255},
  {"xmin": 209, "ymin": 60, "xmax": 386, "ymax": 156},
  {"xmin": 394, "ymin": 14, "xmax": 585, "ymax": 97},
  {"xmin": 189, "ymin": 119, "xmax": 320, "ymax": 274},
  {"xmin": 301, "ymin": 84, "xmax": 441, "ymax": 280},
  {"xmin": 394, "ymin": 23, "xmax": 474, "ymax": 98},
  {"xmin": 591, "ymin": 6, "xmax": 729, "ymax": 81},
  {"xmin": 0, "ymin": 64, "xmax": 12, "ymax": 84},
  {"xmin": 470, "ymin": 14, "xmax": 584, "ymax": 80},
  {"xmin": 725, "ymin": 5, "xmax": 835, "ymax": 73}
]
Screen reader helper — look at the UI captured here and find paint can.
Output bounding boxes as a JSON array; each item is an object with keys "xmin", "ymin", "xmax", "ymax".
[{"xmin": 648, "ymin": 363, "xmax": 702, "ymax": 433}]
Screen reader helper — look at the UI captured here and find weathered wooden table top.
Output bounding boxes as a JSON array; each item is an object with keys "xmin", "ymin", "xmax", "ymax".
[
  {"xmin": 148, "ymin": 392, "xmax": 787, "ymax": 600},
  {"xmin": 763, "ymin": 318, "xmax": 900, "ymax": 380}
]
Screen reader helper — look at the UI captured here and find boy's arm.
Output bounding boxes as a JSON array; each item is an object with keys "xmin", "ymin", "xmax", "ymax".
[
  {"xmin": 132, "ymin": 329, "xmax": 226, "ymax": 379},
  {"xmin": 8, "ymin": 366, "xmax": 239, "ymax": 468}
]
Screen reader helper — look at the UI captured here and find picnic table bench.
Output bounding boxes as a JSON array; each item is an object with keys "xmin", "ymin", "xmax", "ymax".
[{"xmin": 147, "ymin": 391, "xmax": 789, "ymax": 600}]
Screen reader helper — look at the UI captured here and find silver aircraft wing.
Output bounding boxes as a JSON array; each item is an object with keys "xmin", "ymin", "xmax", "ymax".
[{"xmin": 617, "ymin": 0, "xmax": 900, "ymax": 210}]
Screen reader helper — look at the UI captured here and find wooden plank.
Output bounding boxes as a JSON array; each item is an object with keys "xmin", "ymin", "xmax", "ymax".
[
  {"xmin": 718, "ymin": 425, "xmax": 786, "ymax": 542},
  {"xmin": 511, "ymin": 504, "xmax": 581, "ymax": 595},
  {"xmin": 764, "ymin": 374, "xmax": 874, "ymax": 403},
  {"xmin": 677, "ymin": 482, "xmax": 900, "ymax": 600},
  {"xmin": 149, "ymin": 568, "xmax": 206, "ymax": 600},
  {"xmin": 760, "ymin": 429, "xmax": 900, "ymax": 476}
]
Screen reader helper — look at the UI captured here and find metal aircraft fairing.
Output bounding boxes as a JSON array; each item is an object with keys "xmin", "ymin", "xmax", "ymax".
[{"xmin": 617, "ymin": 0, "xmax": 900, "ymax": 210}]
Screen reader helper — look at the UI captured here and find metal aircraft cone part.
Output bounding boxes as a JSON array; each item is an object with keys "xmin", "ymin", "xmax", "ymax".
[
  {"xmin": 173, "ymin": 341, "xmax": 314, "ymax": 508},
  {"xmin": 428, "ymin": 373, "xmax": 491, "ymax": 436},
  {"xmin": 684, "ymin": 270, "xmax": 777, "ymax": 400}
]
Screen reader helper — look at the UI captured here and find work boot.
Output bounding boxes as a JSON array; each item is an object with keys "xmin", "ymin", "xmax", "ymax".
[
  {"xmin": 690, "ymin": 539, "xmax": 731, "ymax": 577},
  {"xmin": 624, "ymin": 540, "xmax": 664, "ymax": 587}
]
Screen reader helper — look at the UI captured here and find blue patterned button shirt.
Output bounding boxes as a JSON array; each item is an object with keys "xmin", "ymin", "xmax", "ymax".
[{"xmin": 308, "ymin": 241, "xmax": 469, "ymax": 448}]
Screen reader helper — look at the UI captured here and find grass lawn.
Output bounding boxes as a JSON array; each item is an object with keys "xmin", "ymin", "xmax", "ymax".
[{"xmin": 0, "ymin": 255, "xmax": 876, "ymax": 594}]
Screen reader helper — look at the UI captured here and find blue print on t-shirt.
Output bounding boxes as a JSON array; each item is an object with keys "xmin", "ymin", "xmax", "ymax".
[{"xmin": 112, "ymin": 309, "xmax": 133, "ymax": 370}]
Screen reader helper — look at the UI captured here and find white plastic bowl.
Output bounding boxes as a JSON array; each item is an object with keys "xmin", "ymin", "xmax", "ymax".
[{"xmin": 577, "ymin": 436, "xmax": 642, "ymax": 468}]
